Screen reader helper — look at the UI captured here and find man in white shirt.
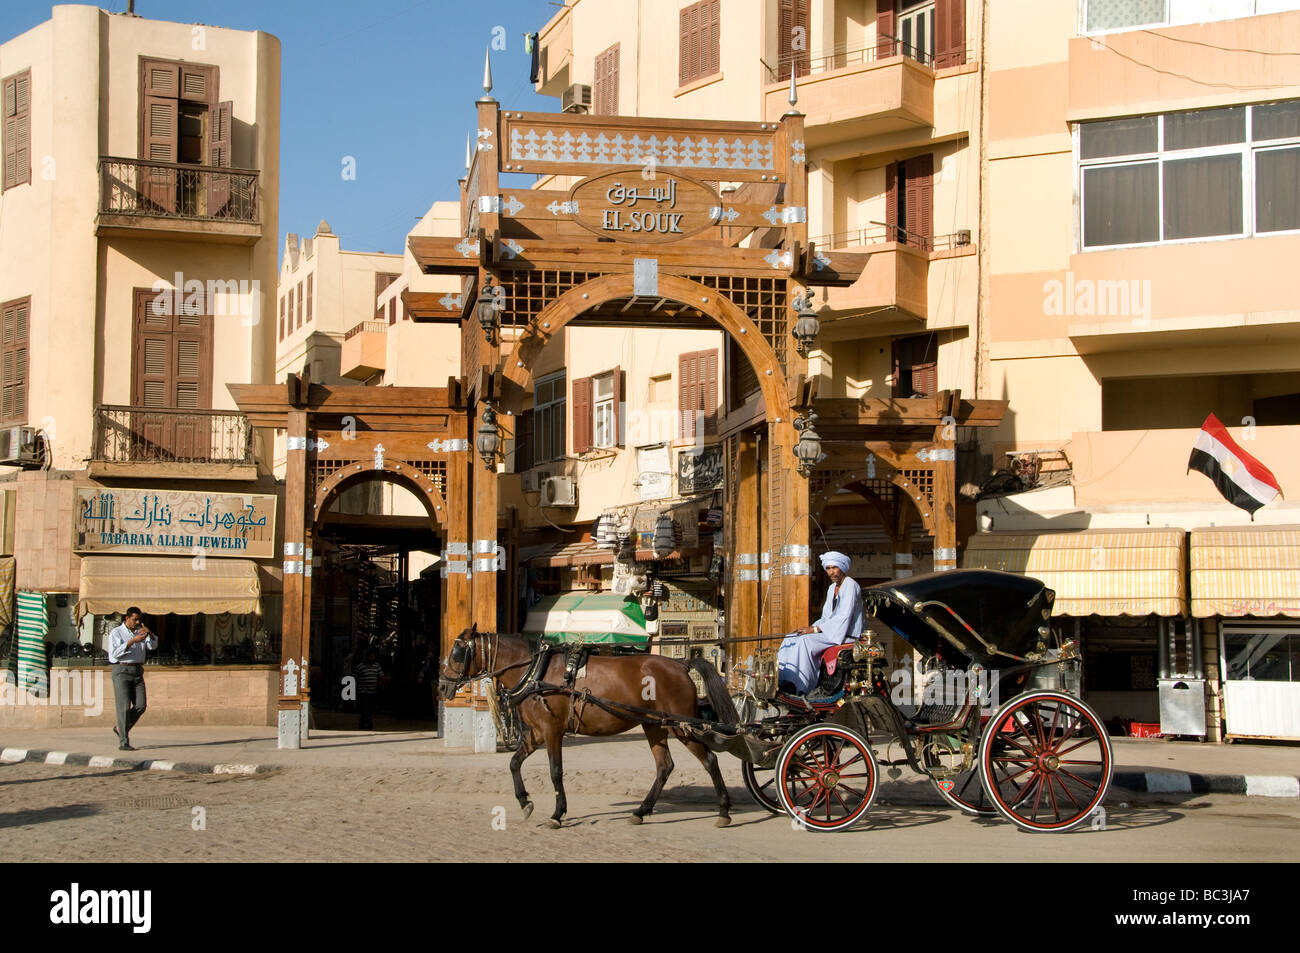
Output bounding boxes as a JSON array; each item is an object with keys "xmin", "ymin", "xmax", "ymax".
[{"xmin": 107, "ymin": 607, "xmax": 157, "ymax": 751}]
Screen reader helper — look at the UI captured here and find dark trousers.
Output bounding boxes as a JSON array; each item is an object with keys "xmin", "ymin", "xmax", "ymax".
[
  {"xmin": 112, "ymin": 664, "xmax": 147, "ymax": 742},
  {"xmin": 358, "ymin": 691, "xmax": 377, "ymax": 729}
]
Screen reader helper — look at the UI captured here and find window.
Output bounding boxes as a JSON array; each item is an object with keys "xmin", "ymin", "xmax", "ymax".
[
  {"xmin": 138, "ymin": 57, "xmax": 228, "ymax": 215},
  {"xmin": 898, "ymin": 0, "xmax": 936, "ymax": 66},
  {"xmin": 878, "ymin": 0, "xmax": 964, "ymax": 67},
  {"xmin": 375, "ymin": 272, "xmax": 399, "ymax": 321},
  {"xmin": 1083, "ymin": 0, "xmax": 1300, "ymax": 34},
  {"xmin": 0, "ymin": 297, "xmax": 29, "ymax": 424},
  {"xmin": 306, "ymin": 274, "xmax": 313, "ymax": 324},
  {"xmin": 1224, "ymin": 629, "xmax": 1299, "ymax": 682},
  {"xmin": 594, "ymin": 43, "xmax": 620, "ymax": 116},
  {"xmin": 1079, "ymin": 101, "xmax": 1300, "ymax": 249},
  {"xmin": 885, "ymin": 154, "xmax": 934, "ymax": 249},
  {"xmin": 573, "ymin": 368, "xmax": 622, "ymax": 453},
  {"xmin": 534, "ymin": 372, "xmax": 566, "ymax": 462},
  {"xmin": 287, "ymin": 287, "xmax": 294, "ymax": 332},
  {"xmin": 296, "ymin": 281, "xmax": 304, "ymax": 328},
  {"xmin": 892, "ymin": 333, "xmax": 937, "ymax": 398},
  {"xmin": 278, "ymin": 296, "xmax": 285, "ymax": 342},
  {"xmin": 679, "ymin": 349, "xmax": 718, "ymax": 439},
  {"xmin": 131, "ymin": 287, "xmax": 213, "ymax": 459},
  {"xmin": 3, "ymin": 70, "xmax": 31, "ymax": 191},
  {"xmin": 679, "ymin": 0, "xmax": 720, "ymax": 87},
  {"xmin": 776, "ymin": 0, "xmax": 811, "ymax": 81},
  {"xmin": 594, "ymin": 372, "xmax": 616, "ymax": 448}
]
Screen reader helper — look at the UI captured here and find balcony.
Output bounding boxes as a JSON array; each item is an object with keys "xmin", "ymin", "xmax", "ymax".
[
  {"xmin": 340, "ymin": 320, "xmax": 387, "ymax": 381},
  {"xmin": 763, "ymin": 39, "xmax": 934, "ymax": 148},
  {"xmin": 89, "ymin": 405, "xmax": 256, "ymax": 481},
  {"xmin": 97, "ymin": 156, "xmax": 262, "ymax": 245},
  {"xmin": 812, "ymin": 227, "xmax": 973, "ymax": 335}
]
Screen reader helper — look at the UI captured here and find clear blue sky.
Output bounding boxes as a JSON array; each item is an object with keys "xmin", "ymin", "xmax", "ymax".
[{"xmin": 0, "ymin": 0, "xmax": 562, "ymax": 257}]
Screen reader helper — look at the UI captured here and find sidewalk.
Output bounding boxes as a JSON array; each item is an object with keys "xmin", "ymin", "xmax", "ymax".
[{"xmin": 0, "ymin": 724, "xmax": 1296, "ymax": 797}]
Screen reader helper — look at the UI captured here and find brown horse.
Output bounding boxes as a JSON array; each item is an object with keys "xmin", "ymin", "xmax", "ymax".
[{"xmin": 438, "ymin": 626, "xmax": 736, "ymax": 829}]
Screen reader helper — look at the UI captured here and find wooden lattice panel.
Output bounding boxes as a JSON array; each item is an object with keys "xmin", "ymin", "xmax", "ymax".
[
  {"xmin": 898, "ymin": 468, "xmax": 935, "ymax": 522},
  {"xmin": 693, "ymin": 273, "xmax": 789, "ymax": 376}
]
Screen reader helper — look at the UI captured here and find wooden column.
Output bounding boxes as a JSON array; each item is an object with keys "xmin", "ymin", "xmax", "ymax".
[
  {"xmin": 441, "ymin": 409, "xmax": 472, "ymax": 656},
  {"xmin": 772, "ymin": 415, "xmax": 811, "ymax": 638},
  {"xmin": 470, "ymin": 415, "xmax": 500, "ymax": 630},
  {"xmin": 278, "ymin": 408, "xmax": 307, "ymax": 749},
  {"xmin": 729, "ymin": 431, "xmax": 760, "ymax": 660},
  {"xmin": 932, "ymin": 417, "xmax": 958, "ymax": 572}
]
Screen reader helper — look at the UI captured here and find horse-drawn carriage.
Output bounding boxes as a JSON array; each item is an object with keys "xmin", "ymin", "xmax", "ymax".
[{"xmin": 439, "ymin": 569, "xmax": 1112, "ymax": 833}]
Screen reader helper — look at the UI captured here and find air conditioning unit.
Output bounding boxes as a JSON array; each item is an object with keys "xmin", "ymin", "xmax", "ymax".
[
  {"xmin": 0, "ymin": 426, "xmax": 41, "ymax": 467},
  {"xmin": 520, "ymin": 469, "xmax": 549, "ymax": 493},
  {"xmin": 562, "ymin": 83, "xmax": 592, "ymax": 114},
  {"xmin": 542, "ymin": 475, "xmax": 578, "ymax": 507}
]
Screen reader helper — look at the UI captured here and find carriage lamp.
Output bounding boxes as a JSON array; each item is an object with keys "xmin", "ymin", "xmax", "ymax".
[
  {"xmin": 791, "ymin": 289, "xmax": 820, "ymax": 359},
  {"xmin": 475, "ymin": 404, "xmax": 502, "ymax": 471},
  {"xmin": 476, "ymin": 276, "xmax": 501, "ymax": 344},
  {"xmin": 793, "ymin": 412, "xmax": 824, "ymax": 476}
]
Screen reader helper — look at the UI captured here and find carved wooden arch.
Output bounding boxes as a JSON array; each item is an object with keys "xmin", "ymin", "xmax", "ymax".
[
  {"xmin": 312, "ymin": 459, "xmax": 448, "ymax": 528},
  {"xmin": 499, "ymin": 272, "xmax": 793, "ymax": 419},
  {"xmin": 811, "ymin": 470, "xmax": 935, "ymax": 540}
]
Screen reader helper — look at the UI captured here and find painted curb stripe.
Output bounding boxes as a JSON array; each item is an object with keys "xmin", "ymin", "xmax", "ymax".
[
  {"xmin": 44, "ymin": 751, "xmax": 68, "ymax": 765},
  {"xmin": 146, "ymin": 760, "xmax": 175, "ymax": 771},
  {"xmin": 1145, "ymin": 771, "xmax": 1192, "ymax": 793},
  {"xmin": 0, "ymin": 745, "xmax": 271, "ymax": 775},
  {"xmin": 1245, "ymin": 775, "xmax": 1300, "ymax": 797},
  {"xmin": 1, "ymin": 748, "xmax": 28, "ymax": 763},
  {"xmin": 88, "ymin": 755, "xmax": 115, "ymax": 767},
  {"xmin": 213, "ymin": 763, "xmax": 259, "ymax": 775}
]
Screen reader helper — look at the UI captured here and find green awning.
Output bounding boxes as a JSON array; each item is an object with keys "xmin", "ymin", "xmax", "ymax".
[{"xmin": 523, "ymin": 592, "xmax": 648, "ymax": 645}]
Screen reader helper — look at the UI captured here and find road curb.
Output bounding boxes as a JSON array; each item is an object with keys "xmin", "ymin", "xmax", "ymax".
[
  {"xmin": 1112, "ymin": 770, "xmax": 1300, "ymax": 797},
  {"xmin": 0, "ymin": 745, "xmax": 272, "ymax": 776}
]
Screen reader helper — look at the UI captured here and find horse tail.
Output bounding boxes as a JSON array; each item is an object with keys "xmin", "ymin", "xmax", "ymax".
[{"xmin": 686, "ymin": 658, "xmax": 737, "ymax": 726}]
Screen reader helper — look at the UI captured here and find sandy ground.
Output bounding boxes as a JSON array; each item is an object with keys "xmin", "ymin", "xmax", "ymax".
[{"xmin": 2, "ymin": 733, "xmax": 1298, "ymax": 862}]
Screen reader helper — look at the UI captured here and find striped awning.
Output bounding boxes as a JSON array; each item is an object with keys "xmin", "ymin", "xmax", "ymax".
[
  {"xmin": 1190, "ymin": 526, "xmax": 1300, "ymax": 618},
  {"xmin": 77, "ymin": 556, "xmax": 262, "ymax": 620},
  {"xmin": 15, "ymin": 590, "xmax": 48, "ymax": 695},
  {"xmin": 962, "ymin": 529, "xmax": 1186, "ymax": 617}
]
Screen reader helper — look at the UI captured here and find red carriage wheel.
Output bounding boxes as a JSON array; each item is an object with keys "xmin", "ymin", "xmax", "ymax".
[
  {"xmin": 978, "ymin": 691, "xmax": 1113, "ymax": 833},
  {"xmin": 925, "ymin": 744, "xmax": 996, "ymax": 816},
  {"xmin": 741, "ymin": 761, "xmax": 785, "ymax": 815},
  {"xmin": 775, "ymin": 724, "xmax": 878, "ymax": 833}
]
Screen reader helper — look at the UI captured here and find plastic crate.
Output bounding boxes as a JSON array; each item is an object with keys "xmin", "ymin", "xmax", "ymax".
[{"xmin": 1129, "ymin": 721, "xmax": 1162, "ymax": 739}]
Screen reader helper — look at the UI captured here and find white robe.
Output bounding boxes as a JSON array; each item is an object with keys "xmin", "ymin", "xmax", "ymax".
[{"xmin": 776, "ymin": 576, "xmax": 864, "ymax": 693}]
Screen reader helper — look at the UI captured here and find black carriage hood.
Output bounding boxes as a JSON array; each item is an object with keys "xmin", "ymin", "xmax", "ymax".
[{"xmin": 862, "ymin": 569, "xmax": 1055, "ymax": 667}]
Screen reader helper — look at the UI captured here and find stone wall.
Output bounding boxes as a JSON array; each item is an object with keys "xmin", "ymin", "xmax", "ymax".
[{"xmin": 0, "ymin": 665, "xmax": 277, "ymax": 728}]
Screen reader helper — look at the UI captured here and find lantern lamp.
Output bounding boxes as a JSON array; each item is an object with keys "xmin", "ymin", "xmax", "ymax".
[
  {"xmin": 793, "ymin": 412, "xmax": 824, "ymax": 476},
  {"xmin": 475, "ymin": 404, "xmax": 502, "ymax": 471},
  {"xmin": 791, "ymin": 289, "xmax": 820, "ymax": 359},
  {"xmin": 477, "ymin": 276, "xmax": 501, "ymax": 344}
]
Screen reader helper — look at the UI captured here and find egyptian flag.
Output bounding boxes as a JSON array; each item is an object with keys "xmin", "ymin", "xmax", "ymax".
[{"xmin": 1188, "ymin": 414, "xmax": 1282, "ymax": 516}]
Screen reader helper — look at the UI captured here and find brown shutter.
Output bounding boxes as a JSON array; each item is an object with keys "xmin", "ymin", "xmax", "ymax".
[
  {"xmin": 912, "ymin": 334, "xmax": 938, "ymax": 396},
  {"xmin": 778, "ymin": 0, "xmax": 810, "ymax": 80},
  {"xmin": 679, "ymin": 351, "xmax": 699, "ymax": 439},
  {"xmin": 909, "ymin": 153, "xmax": 934, "ymax": 249},
  {"xmin": 180, "ymin": 64, "xmax": 217, "ymax": 105},
  {"xmin": 297, "ymin": 280, "xmax": 304, "ymax": 328},
  {"xmin": 0, "ymin": 298, "xmax": 29, "ymax": 424},
  {"xmin": 594, "ymin": 44, "xmax": 620, "ymax": 116},
  {"xmin": 143, "ymin": 61, "xmax": 180, "ymax": 98},
  {"xmin": 142, "ymin": 96, "xmax": 178, "ymax": 212},
  {"xmin": 572, "ymin": 376, "xmax": 593, "ymax": 454},
  {"xmin": 935, "ymin": 0, "xmax": 967, "ymax": 68},
  {"xmin": 876, "ymin": 2, "xmax": 897, "ymax": 60},
  {"xmin": 207, "ymin": 100, "xmax": 233, "ymax": 213},
  {"xmin": 279, "ymin": 296, "xmax": 285, "ymax": 341},
  {"xmin": 3, "ymin": 77, "xmax": 16, "ymax": 191},
  {"xmin": 701, "ymin": 349, "xmax": 718, "ymax": 435},
  {"xmin": 3, "ymin": 71, "xmax": 30, "ymax": 191},
  {"xmin": 706, "ymin": 0, "xmax": 721, "ymax": 77},
  {"xmin": 287, "ymin": 287, "xmax": 294, "ymax": 331},
  {"xmin": 307, "ymin": 274, "xmax": 314, "ymax": 323},
  {"xmin": 885, "ymin": 161, "xmax": 899, "ymax": 243},
  {"xmin": 612, "ymin": 366, "xmax": 623, "ymax": 447}
]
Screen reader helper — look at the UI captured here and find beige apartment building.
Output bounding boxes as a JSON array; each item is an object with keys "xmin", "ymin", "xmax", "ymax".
[
  {"xmin": 0, "ymin": 5, "xmax": 282, "ymax": 728},
  {"xmin": 531, "ymin": 0, "xmax": 1300, "ymax": 740}
]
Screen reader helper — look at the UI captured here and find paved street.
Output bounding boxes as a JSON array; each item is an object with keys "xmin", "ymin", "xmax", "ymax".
[{"xmin": 2, "ymin": 734, "xmax": 1297, "ymax": 862}]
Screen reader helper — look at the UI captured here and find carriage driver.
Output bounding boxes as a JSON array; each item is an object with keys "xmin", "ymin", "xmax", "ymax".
[{"xmin": 776, "ymin": 551, "xmax": 865, "ymax": 694}]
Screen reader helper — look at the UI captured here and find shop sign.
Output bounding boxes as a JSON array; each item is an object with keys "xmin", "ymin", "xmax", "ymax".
[
  {"xmin": 678, "ymin": 444, "xmax": 724, "ymax": 494},
  {"xmin": 74, "ymin": 487, "xmax": 276, "ymax": 558},
  {"xmin": 569, "ymin": 169, "xmax": 720, "ymax": 244}
]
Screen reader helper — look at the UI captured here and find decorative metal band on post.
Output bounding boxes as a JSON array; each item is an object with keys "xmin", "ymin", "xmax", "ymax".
[
  {"xmin": 441, "ymin": 541, "xmax": 471, "ymax": 578},
  {"xmin": 934, "ymin": 546, "xmax": 957, "ymax": 572},
  {"xmin": 736, "ymin": 552, "xmax": 759, "ymax": 582},
  {"xmin": 473, "ymin": 539, "xmax": 502, "ymax": 573}
]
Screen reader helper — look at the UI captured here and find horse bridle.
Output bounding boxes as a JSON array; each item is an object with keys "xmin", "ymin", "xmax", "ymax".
[{"xmin": 442, "ymin": 631, "xmax": 502, "ymax": 694}]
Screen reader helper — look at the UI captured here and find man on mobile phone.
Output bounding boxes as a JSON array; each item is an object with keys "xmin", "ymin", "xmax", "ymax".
[{"xmin": 107, "ymin": 607, "xmax": 157, "ymax": 751}]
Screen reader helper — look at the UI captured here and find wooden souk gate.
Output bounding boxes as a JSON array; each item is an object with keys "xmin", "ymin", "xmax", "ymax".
[
  {"xmin": 402, "ymin": 68, "xmax": 882, "ymax": 668},
  {"xmin": 231, "ymin": 378, "xmax": 469, "ymax": 748}
]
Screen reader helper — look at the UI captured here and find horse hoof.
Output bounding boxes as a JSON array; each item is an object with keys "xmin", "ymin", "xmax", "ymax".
[
  {"xmin": 522, "ymin": 801, "xmax": 534, "ymax": 819},
  {"xmin": 715, "ymin": 816, "xmax": 732, "ymax": 828},
  {"xmin": 627, "ymin": 814, "xmax": 644, "ymax": 826},
  {"xmin": 545, "ymin": 818, "xmax": 561, "ymax": 830}
]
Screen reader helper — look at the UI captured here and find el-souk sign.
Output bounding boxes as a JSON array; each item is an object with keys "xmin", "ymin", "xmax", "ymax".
[
  {"xmin": 74, "ymin": 487, "xmax": 276, "ymax": 558},
  {"xmin": 569, "ymin": 169, "xmax": 721, "ymax": 244}
]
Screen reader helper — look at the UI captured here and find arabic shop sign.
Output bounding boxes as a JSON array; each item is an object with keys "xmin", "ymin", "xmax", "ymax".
[
  {"xmin": 569, "ymin": 168, "xmax": 720, "ymax": 244},
  {"xmin": 75, "ymin": 488, "xmax": 276, "ymax": 559}
]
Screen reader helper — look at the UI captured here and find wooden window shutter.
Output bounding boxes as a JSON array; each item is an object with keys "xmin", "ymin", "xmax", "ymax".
[
  {"xmin": 907, "ymin": 153, "xmax": 934, "ymax": 249},
  {"xmin": 890, "ymin": 336, "xmax": 906, "ymax": 398},
  {"xmin": 287, "ymin": 287, "xmax": 294, "ymax": 330},
  {"xmin": 706, "ymin": 0, "xmax": 721, "ymax": 77},
  {"xmin": 679, "ymin": 350, "xmax": 701, "ymax": 439},
  {"xmin": 594, "ymin": 44, "xmax": 619, "ymax": 116},
  {"xmin": 142, "ymin": 95, "xmax": 179, "ymax": 212},
  {"xmin": 612, "ymin": 366, "xmax": 623, "ymax": 446},
  {"xmin": 778, "ymin": 0, "xmax": 811, "ymax": 80},
  {"xmin": 207, "ymin": 100, "xmax": 233, "ymax": 213},
  {"xmin": 679, "ymin": 8, "xmax": 689, "ymax": 87},
  {"xmin": 297, "ymin": 280, "xmax": 304, "ymax": 328},
  {"xmin": 935, "ymin": 0, "xmax": 966, "ymax": 68},
  {"xmin": 516, "ymin": 409, "xmax": 534, "ymax": 472},
  {"xmin": 702, "ymin": 349, "xmax": 718, "ymax": 435},
  {"xmin": 3, "ymin": 77, "xmax": 16, "ymax": 191},
  {"xmin": 3, "ymin": 71, "xmax": 30, "ymax": 191},
  {"xmin": 180, "ymin": 64, "xmax": 218, "ymax": 105},
  {"xmin": 143, "ymin": 60, "xmax": 180, "ymax": 98},
  {"xmin": 876, "ymin": 2, "xmax": 897, "ymax": 60},
  {"xmin": 572, "ymin": 376, "xmax": 593, "ymax": 454},
  {"xmin": 307, "ymin": 274, "xmax": 313, "ymax": 323},
  {"xmin": 279, "ymin": 296, "xmax": 285, "ymax": 341},
  {"xmin": 912, "ymin": 334, "xmax": 938, "ymax": 396},
  {"xmin": 0, "ymin": 298, "xmax": 29, "ymax": 424},
  {"xmin": 885, "ymin": 162, "xmax": 899, "ymax": 243}
]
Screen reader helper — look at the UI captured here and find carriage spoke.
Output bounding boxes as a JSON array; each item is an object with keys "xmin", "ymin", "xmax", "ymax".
[
  {"xmin": 1044, "ymin": 768, "xmax": 1061, "ymax": 819},
  {"xmin": 837, "ymin": 782, "xmax": 867, "ymax": 798},
  {"xmin": 1051, "ymin": 772, "xmax": 1082, "ymax": 810},
  {"xmin": 1028, "ymin": 771, "xmax": 1047, "ymax": 821},
  {"xmin": 831, "ymin": 789, "xmax": 851, "ymax": 817},
  {"xmin": 1055, "ymin": 737, "xmax": 1097, "ymax": 758},
  {"xmin": 1050, "ymin": 714, "xmax": 1086, "ymax": 752},
  {"xmin": 1056, "ymin": 767, "xmax": 1100, "ymax": 791}
]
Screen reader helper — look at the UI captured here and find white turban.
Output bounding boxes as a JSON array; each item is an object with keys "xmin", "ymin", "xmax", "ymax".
[{"xmin": 820, "ymin": 551, "xmax": 850, "ymax": 574}]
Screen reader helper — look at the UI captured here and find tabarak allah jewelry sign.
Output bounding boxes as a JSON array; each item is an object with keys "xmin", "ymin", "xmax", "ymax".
[
  {"xmin": 74, "ymin": 487, "xmax": 277, "ymax": 558},
  {"xmin": 568, "ymin": 168, "xmax": 721, "ymax": 243}
]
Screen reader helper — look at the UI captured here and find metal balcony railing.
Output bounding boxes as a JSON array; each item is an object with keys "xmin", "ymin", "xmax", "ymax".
[
  {"xmin": 345, "ymin": 320, "xmax": 388, "ymax": 341},
  {"xmin": 765, "ymin": 34, "xmax": 936, "ymax": 83},
  {"xmin": 98, "ymin": 156, "xmax": 260, "ymax": 225},
  {"xmin": 808, "ymin": 225, "xmax": 973, "ymax": 253},
  {"xmin": 92, "ymin": 405, "xmax": 254, "ymax": 466}
]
